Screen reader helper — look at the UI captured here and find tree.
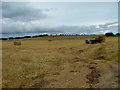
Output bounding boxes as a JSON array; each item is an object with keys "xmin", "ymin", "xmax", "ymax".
[
  {"xmin": 116, "ymin": 33, "xmax": 120, "ymax": 36},
  {"xmin": 105, "ymin": 32, "xmax": 114, "ymax": 36}
]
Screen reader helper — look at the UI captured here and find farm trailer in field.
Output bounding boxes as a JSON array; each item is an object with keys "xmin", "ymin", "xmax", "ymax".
[{"xmin": 85, "ymin": 36, "xmax": 105, "ymax": 44}]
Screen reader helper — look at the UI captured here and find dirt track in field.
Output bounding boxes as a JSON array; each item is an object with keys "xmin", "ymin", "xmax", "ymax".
[{"xmin": 2, "ymin": 35, "xmax": 119, "ymax": 88}]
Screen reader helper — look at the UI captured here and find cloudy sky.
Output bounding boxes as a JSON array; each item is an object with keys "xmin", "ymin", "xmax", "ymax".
[{"xmin": 2, "ymin": 2, "xmax": 118, "ymax": 38}]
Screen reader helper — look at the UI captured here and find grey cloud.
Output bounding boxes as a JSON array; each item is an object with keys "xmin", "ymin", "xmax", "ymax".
[
  {"xmin": 2, "ymin": 2, "xmax": 47, "ymax": 22},
  {"xmin": 99, "ymin": 21, "xmax": 118, "ymax": 29},
  {"xmin": 54, "ymin": 25, "xmax": 99, "ymax": 34},
  {"xmin": 2, "ymin": 10, "xmax": 118, "ymax": 37},
  {"xmin": 2, "ymin": 2, "xmax": 118, "ymax": 38},
  {"xmin": 104, "ymin": 21, "xmax": 118, "ymax": 26},
  {"xmin": 2, "ymin": 19, "xmax": 118, "ymax": 37}
]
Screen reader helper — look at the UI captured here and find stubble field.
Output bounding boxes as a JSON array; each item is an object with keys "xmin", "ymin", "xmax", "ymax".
[{"xmin": 2, "ymin": 35, "xmax": 119, "ymax": 88}]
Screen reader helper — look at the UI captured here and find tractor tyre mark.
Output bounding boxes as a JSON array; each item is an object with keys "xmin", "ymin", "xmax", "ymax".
[{"xmin": 86, "ymin": 62, "xmax": 101, "ymax": 88}]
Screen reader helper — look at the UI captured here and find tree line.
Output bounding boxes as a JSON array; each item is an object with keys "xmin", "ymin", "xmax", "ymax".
[{"xmin": 1, "ymin": 32, "xmax": 120, "ymax": 40}]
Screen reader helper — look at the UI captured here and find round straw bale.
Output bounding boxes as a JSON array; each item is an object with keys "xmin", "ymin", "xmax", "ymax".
[{"xmin": 14, "ymin": 41, "xmax": 21, "ymax": 45}]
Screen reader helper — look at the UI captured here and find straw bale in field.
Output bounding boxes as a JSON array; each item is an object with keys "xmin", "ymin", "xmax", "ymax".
[{"xmin": 14, "ymin": 41, "xmax": 21, "ymax": 45}]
